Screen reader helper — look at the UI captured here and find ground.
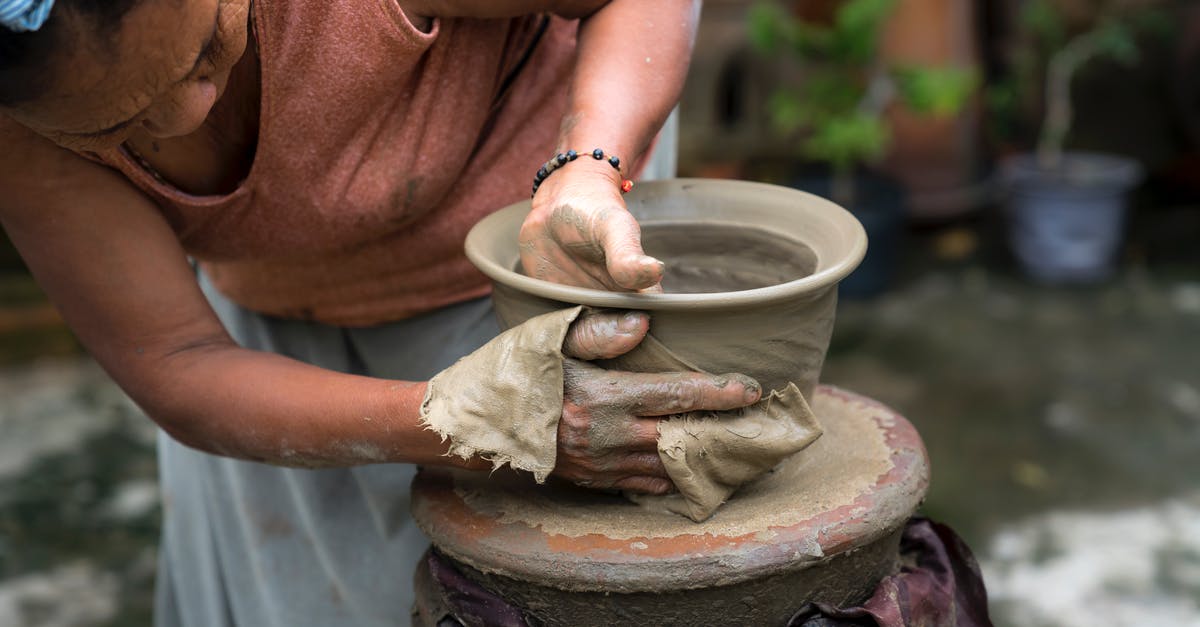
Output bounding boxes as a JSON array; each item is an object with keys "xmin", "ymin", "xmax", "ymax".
[{"xmin": 0, "ymin": 212, "xmax": 1198, "ymax": 626}]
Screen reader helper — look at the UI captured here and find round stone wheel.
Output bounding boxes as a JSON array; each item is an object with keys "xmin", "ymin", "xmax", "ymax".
[{"xmin": 411, "ymin": 386, "xmax": 929, "ymax": 627}]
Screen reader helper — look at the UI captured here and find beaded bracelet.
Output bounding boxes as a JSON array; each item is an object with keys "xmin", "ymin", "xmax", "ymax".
[{"xmin": 532, "ymin": 148, "xmax": 635, "ymax": 197}]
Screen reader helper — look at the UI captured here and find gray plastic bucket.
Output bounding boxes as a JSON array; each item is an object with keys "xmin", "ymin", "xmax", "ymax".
[{"xmin": 1001, "ymin": 152, "xmax": 1143, "ymax": 283}]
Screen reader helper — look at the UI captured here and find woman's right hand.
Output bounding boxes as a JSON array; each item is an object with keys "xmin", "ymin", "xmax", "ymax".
[{"xmin": 554, "ymin": 311, "xmax": 762, "ymax": 494}]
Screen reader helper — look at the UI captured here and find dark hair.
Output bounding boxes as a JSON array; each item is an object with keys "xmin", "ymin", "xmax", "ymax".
[{"xmin": 0, "ymin": 0, "xmax": 144, "ymax": 106}]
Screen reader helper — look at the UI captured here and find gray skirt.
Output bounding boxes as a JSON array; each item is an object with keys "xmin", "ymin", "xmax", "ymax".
[{"xmin": 155, "ymin": 271, "xmax": 500, "ymax": 626}]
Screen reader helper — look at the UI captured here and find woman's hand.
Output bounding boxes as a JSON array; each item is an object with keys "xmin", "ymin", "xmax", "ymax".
[
  {"xmin": 554, "ymin": 310, "xmax": 762, "ymax": 494},
  {"xmin": 520, "ymin": 158, "xmax": 664, "ymax": 291}
]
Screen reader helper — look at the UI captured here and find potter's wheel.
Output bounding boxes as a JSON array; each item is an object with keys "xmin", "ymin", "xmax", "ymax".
[{"xmin": 411, "ymin": 386, "xmax": 929, "ymax": 626}]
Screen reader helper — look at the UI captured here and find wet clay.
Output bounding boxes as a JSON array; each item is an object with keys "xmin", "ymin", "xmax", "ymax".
[
  {"xmin": 638, "ymin": 221, "xmax": 818, "ymax": 294},
  {"xmin": 466, "ymin": 178, "xmax": 868, "ymax": 399},
  {"xmin": 634, "ymin": 385, "xmax": 820, "ymax": 522},
  {"xmin": 410, "ymin": 387, "xmax": 931, "ymax": 626},
  {"xmin": 597, "ymin": 333, "xmax": 823, "ymax": 522},
  {"xmin": 452, "ymin": 388, "xmax": 892, "ymax": 541},
  {"xmin": 424, "ymin": 302, "xmax": 821, "ymax": 521},
  {"xmin": 421, "ymin": 306, "xmax": 583, "ymax": 482}
]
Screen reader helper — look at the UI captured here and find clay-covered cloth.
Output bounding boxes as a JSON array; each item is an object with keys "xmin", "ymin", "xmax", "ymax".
[
  {"xmin": 419, "ymin": 307, "xmax": 822, "ymax": 522},
  {"xmin": 93, "ymin": 0, "xmax": 582, "ymax": 327},
  {"xmin": 603, "ymin": 336, "xmax": 822, "ymax": 522},
  {"xmin": 422, "ymin": 307, "xmax": 584, "ymax": 482},
  {"xmin": 421, "ymin": 518, "xmax": 993, "ymax": 627}
]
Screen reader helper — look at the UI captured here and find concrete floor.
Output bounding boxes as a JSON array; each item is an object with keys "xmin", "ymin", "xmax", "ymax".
[
  {"xmin": 1, "ymin": 228, "xmax": 1198, "ymax": 626},
  {"xmin": 828, "ymin": 268, "xmax": 1200, "ymax": 626}
]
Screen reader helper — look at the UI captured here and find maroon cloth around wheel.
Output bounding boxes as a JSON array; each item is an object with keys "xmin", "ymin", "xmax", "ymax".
[
  {"xmin": 426, "ymin": 518, "xmax": 992, "ymax": 627},
  {"xmin": 787, "ymin": 518, "xmax": 993, "ymax": 627},
  {"xmin": 426, "ymin": 550, "xmax": 528, "ymax": 627}
]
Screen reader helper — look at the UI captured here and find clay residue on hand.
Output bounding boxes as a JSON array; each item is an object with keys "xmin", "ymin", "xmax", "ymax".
[
  {"xmin": 452, "ymin": 388, "xmax": 893, "ymax": 540},
  {"xmin": 420, "ymin": 306, "xmax": 583, "ymax": 482},
  {"xmin": 633, "ymin": 383, "xmax": 821, "ymax": 522},
  {"xmin": 600, "ymin": 334, "xmax": 823, "ymax": 522},
  {"xmin": 423, "ymin": 303, "xmax": 824, "ymax": 521}
]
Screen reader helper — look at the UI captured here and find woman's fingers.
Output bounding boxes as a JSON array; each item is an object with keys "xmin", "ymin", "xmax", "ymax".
[
  {"xmin": 562, "ymin": 310, "xmax": 649, "ymax": 360},
  {"xmin": 519, "ymin": 165, "xmax": 663, "ymax": 292},
  {"xmin": 622, "ymin": 450, "xmax": 668, "ymax": 477},
  {"xmin": 519, "ymin": 240, "xmax": 610, "ymax": 290},
  {"xmin": 593, "ymin": 206, "xmax": 664, "ymax": 291},
  {"xmin": 628, "ymin": 418, "xmax": 663, "ymax": 451},
  {"xmin": 614, "ymin": 476, "xmax": 674, "ymax": 495},
  {"xmin": 617, "ymin": 370, "xmax": 762, "ymax": 417}
]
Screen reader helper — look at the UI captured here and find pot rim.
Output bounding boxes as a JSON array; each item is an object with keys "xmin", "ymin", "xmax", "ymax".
[
  {"xmin": 1000, "ymin": 151, "xmax": 1145, "ymax": 190},
  {"xmin": 465, "ymin": 178, "xmax": 868, "ymax": 311}
]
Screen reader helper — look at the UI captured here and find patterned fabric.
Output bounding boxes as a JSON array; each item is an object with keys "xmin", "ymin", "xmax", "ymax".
[{"xmin": 0, "ymin": 0, "xmax": 54, "ymax": 32}]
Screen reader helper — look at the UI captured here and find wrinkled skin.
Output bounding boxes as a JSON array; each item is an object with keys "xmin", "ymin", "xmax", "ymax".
[
  {"xmin": 520, "ymin": 158, "xmax": 665, "ymax": 292},
  {"xmin": 555, "ymin": 310, "xmax": 762, "ymax": 494},
  {"xmin": 5, "ymin": 0, "xmax": 252, "ymax": 153}
]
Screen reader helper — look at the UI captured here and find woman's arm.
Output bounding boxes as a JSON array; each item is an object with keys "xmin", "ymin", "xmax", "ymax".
[
  {"xmin": 0, "ymin": 111, "xmax": 749, "ymax": 491},
  {"xmin": 529, "ymin": 1, "xmax": 701, "ymax": 290},
  {"xmin": 402, "ymin": 0, "xmax": 699, "ymax": 290},
  {"xmin": 561, "ymin": 0, "xmax": 700, "ymax": 173},
  {"xmin": 0, "ymin": 122, "xmax": 476, "ymax": 469}
]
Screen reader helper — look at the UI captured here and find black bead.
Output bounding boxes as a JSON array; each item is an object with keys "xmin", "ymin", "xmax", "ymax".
[
  {"xmin": 592, "ymin": 148, "xmax": 604, "ymax": 160},
  {"xmin": 608, "ymin": 156, "xmax": 620, "ymax": 169},
  {"xmin": 566, "ymin": 150, "xmax": 578, "ymax": 160},
  {"xmin": 556, "ymin": 153, "xmax": 568, "ymax": 166},
  {"xmin": 537, "ymin": 166, "xmax": 548, "ymax": 179}
]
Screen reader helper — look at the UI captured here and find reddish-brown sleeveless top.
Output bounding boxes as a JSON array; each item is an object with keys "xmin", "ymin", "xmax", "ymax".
[{"xmin": 96, "ymin": 1, "xmax": 576, "ymax": 326}]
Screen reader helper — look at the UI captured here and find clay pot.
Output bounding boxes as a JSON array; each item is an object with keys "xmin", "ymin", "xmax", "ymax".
[
  {"xmin": 792, "ymin": 171, "xmax": 907, "ymax": 300},
  {"xmin": 465, "ymin": 179, "xmax": 866, "ymax": 398}
]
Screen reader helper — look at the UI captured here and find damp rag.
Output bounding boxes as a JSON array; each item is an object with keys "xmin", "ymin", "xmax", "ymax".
[
  {"xmin": 420, "ymin": 306, "xmax": 823, "ymax": 522},
  {"xmin": 0, "ymin": 0, "xmax": 54, "ymax": 32},
  {"xmin": 595, "ymin": 334, "xmax": 823, "ymax": 522}
]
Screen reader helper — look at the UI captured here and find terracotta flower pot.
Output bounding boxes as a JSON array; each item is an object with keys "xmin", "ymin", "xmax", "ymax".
[{"xmin": 465, "ymin": 179, "xmax": 866, "ymax": 400}]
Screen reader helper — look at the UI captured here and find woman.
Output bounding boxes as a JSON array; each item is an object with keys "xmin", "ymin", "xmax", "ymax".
[{"xmin": 0, "ymin": 0, "xmax": 762, "ymax": 623}]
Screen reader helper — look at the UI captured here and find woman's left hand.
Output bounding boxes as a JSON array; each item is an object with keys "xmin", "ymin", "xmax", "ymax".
[{"xmin": 519, "ymin": 157, "xmax": 663, "ymax": 291}]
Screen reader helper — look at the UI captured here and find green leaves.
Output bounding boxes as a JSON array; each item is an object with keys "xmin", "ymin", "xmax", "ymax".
[
  {"xmin": 748, "ymin": 0, "xmax": 897, "ymax": 63},
  {"xmin": 834, "ymin": 0, "xmax": 898, "ymax": 62},
  {"xmin": 746, "ymin": 1, "xmax": 788, "ymax": 55},
  {"xmin": 801, "ymin": 113, "xmax": 890, "ymax": 172},
  {"xmin": 747, "ymin": 0, "xmax": 972, "ymax": 173},
  {"xmin": 893, "ymin": 66, "xmax": 980, "ymax": 117},
  {"xmin": 1091, "ymin": 20, "xmax": 1139, "ymax": 66},
  {"xmin": 1020, "ymin": 0, "xmax": 1066, "ymax": 49}
]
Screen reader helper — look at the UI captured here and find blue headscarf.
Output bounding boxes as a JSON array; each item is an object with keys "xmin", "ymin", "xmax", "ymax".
[{"xmin": 0, "ymin": 0, "xmax": 55, "ymax": 32}]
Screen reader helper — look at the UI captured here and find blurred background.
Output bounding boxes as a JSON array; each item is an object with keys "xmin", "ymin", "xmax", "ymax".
[{"xmin": 1, "ymin": 0, "xmax": 1198, "ymax": 625}]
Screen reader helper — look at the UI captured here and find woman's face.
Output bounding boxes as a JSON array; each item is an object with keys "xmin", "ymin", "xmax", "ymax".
[{"xmin": 5, "ymin": 0, "xmax": 251, "ymax": 151}]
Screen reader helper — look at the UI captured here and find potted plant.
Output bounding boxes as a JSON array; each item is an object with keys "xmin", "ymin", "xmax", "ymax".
[
  {"xmin": 992, "ymin": 0, "xmax": 1167, "ymax": 283},
  {"xmin": 748, "ymin": 0, "xmax": 977, "ymax": 297}
]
